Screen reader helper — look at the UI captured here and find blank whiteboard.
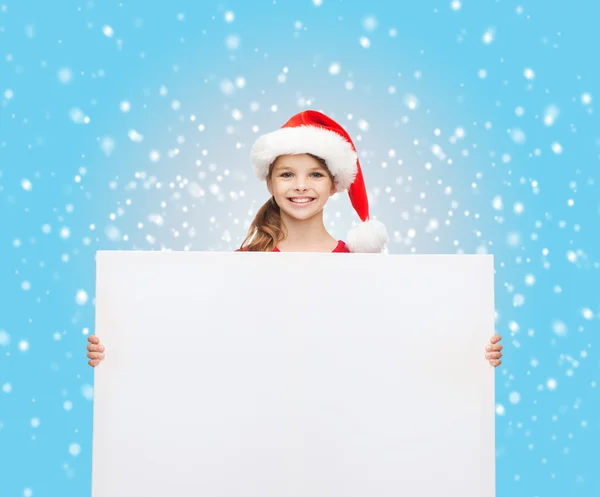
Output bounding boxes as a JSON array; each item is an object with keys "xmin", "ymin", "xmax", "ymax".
[{"xmin": 92, "ymin": 251, "xmax": 495, "ymax": 497}]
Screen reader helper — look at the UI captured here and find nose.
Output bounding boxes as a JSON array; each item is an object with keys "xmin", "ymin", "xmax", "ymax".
[{"xmin": 293, "ymin": 177, "xmax": 308, "ymax": 191}]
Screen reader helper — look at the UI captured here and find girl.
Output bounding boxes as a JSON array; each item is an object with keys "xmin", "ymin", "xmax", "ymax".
[{"xmin": 86, "ymin": 110, "xmax": 503, "ymax": 366}]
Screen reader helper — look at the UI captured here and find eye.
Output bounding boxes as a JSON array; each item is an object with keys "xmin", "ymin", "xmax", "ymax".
[
  {"xmin": 280, "ymin": 172, "xmax": 292, "ymax": 178},
  {"xmin": 311, "ymin": 172, "xmax": 325, "ymax": 178}
]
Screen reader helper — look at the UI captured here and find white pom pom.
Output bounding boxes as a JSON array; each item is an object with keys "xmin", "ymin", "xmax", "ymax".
[{"xmin": 347, "ymin": 219, "xmax": 388, "ymax": 253}]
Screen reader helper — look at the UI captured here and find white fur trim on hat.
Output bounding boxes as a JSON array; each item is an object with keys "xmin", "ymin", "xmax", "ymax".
[
  {"xmin": 251, "ymin": 125, "xmax": 358, "ymax": 191},
  {"xmin": 347, "ymin": 219, "xmax": 389, "ymax": 253}
]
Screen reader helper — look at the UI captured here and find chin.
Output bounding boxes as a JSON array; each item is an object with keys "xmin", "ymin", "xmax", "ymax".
[{"xmin": 281, "ymin": 208, "xmax": 320, "ymax": 221}]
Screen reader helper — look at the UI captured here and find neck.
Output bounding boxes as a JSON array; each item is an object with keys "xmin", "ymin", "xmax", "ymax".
[{"xmin": 277, "ymin": 210, "xmax": 337, "ymax": 251}]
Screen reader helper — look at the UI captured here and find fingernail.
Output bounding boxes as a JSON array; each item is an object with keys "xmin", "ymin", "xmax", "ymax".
[
  {"xmin": 100, "ymin": 346, "xmax": 104, "ymax": 351},
  {"xmin": 486, "ymin": 345, "xmax": 491, "ymax": 351}
]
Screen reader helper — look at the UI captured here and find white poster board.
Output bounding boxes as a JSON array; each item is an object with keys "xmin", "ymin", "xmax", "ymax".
[{"xmin": 92, "ymin": 251, "xmax": 495, "ymax": 497}]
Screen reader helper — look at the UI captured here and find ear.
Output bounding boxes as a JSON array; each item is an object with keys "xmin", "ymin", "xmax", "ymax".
[{"xmin": 329, "ymin": 181, "xmax": 338, "ymax": 197}]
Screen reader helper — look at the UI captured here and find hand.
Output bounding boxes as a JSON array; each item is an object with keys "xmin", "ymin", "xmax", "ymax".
[
  {"xmin": 87, "ymin": 335, "xmax": 106, "ymax": 367},
  {"xmin": 485, "ymin": 334, "xmax": 502, "ymax": 367}
]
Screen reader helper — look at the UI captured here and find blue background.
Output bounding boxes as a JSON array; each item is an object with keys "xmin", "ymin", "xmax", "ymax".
[{"xmin": 1, "ymin": 0, "xmax": 599, "ymax": 496}]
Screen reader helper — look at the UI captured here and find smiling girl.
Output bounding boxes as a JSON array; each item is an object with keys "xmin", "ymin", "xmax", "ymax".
[
  {"xmin": 239, "ymin": 153, "xmax": 347, "ymax": 253},
  {"xmin": 86, "ymin": 110, "xmax": 503, "ymax": 367}
]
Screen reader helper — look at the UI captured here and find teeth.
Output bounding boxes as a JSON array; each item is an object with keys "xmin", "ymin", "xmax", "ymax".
[{"xmin": 290, "ymin": 198, "xmax": 313, "ymax": 203}]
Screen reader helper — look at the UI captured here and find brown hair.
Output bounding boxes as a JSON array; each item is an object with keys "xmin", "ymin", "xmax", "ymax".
[{"xmin": 240, "ymin": 154, "xmax": 333, "ymax": 252}]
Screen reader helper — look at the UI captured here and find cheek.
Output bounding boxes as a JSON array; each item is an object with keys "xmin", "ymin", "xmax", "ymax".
[
  {"xmin": 270, "ymin": 182, "xmax": 287, "ymax": 199},
  {"xmin": 318, "ymin": 181, "xmax": 335, "ymax": 198}
]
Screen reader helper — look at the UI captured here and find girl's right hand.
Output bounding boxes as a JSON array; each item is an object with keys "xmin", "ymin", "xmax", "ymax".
[{"xmin": 87, "ymin": 334, "xmax": 106, "ymax": 367}]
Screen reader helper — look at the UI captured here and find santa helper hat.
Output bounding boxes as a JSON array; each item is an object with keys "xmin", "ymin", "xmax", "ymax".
[{"xmin": 250, "ymin": 110, "xmax": 388, "ymax": 253}]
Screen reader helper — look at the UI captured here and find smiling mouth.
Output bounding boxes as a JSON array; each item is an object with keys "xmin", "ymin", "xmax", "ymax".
[{"xmin": 288, "ymin": 197, "xmax": 316, "ymax": 205}]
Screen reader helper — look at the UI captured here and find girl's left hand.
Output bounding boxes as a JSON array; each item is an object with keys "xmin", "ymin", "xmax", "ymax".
[{"xmin": 485, "ymin": 334, "xmax": 503, "ymax": 367}]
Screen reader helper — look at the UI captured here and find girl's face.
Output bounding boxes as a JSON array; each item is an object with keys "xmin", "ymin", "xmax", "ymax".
[{"xmin": 267, "ymin": 154, "xmax": 336, "ymax": 222}]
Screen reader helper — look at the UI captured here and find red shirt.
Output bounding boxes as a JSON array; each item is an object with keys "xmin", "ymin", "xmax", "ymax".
[
  {"xmin": 273, "ymin": 240, "xmax": 349, "ymax": 253},
  {"xmin": 237, "ymin": 240, "xmax": 350, "ymax": 253}
]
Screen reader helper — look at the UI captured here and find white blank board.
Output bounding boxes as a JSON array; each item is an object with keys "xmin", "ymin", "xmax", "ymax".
[{"xmin": 92, "ymin": 251, "xmax": 495, "ymax": 497}]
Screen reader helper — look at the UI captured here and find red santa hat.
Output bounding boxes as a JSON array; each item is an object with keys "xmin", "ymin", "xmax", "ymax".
[{"xmin": 250, "ymin": 110, "xmax": 388, "ymax": 253}]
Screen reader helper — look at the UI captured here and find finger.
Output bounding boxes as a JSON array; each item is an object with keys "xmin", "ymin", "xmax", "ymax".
[
  {"xmin": 87, "ymin": 352, "xmax": 105, "ymax": 360},
  {"xmin": 486, "ymin": 352, "xmax": 502, "ymax": 360},
  {"xmin": 485, "ymin": 342, "xmax": 502, "ymax": 352},
  {"xmin": 88, "ymin": 335, "xmax": 99, "ymax": 344},
  {"xmin": 490, "ymin": 359, "xmax": 501, "ymax": 367},
  {"xmin": 86, "ymin": 344, "xmax": 104, "ymax": 352},
  {"xmin": 88, "ymin": 359, "xmax": 100, "ymax": 367},
  {"xmin": 490, "ymin": 334, "xmax": 501, "ymax": 343}
]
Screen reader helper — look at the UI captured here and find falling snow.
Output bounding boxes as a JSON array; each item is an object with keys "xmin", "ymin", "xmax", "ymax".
[
  {"xmin": 128, "ymin": 130, "xmax": 144, "ymax": 143},
  {"xmin": 75, "ymin": 290, "xmax": 88, "ymax": 305},
  {"xmin": 553, "ymin": 320, "xmax": 568, "ymax": 337},
  {"xmin": 359, "ymin": 36, "xmax": 371, "ymax": 48},
  {"xmin": 328, "ymin": 62, "xmax": 341, "ymax": 75},
  {"xmin": 81, "ymin": 385, "xmax": 94, "ymax": 401},
  {"xmin": 1, "ymin": 3, "xmax": 598, "ymax": 497},
  {"xmin": 524, "ymin": 67, "xmax": 535, "ymax": 80},
  {"xmin": 225, "ymin": 35, "xmax": 240, "ymax": 50},
  {"xmin": 451, "ymin": 1, "xmax": 462, "ymax": 12},
  {"xmin": 68, "ymin": 443, "xmax": 81, "ymax": 456},
  {"xmin": 362, "ymin": 16, "xmax": 377, "ymax": 32},
  {"xmin": 482, "ymin": 27, "xmax": 496, "ymax": 44},
  {"xmin": 57, "ymin": 68, "xmax": 72, "ymax": 84},
  {"xmin": 544, "ymin": 104, "xmax": 560, "ymax": 126}
]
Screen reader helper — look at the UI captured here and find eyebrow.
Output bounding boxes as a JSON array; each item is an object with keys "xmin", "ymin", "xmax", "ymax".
[{"xmin": 274, "ymin": 164, "xmax": 326, "ymax": 172}]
